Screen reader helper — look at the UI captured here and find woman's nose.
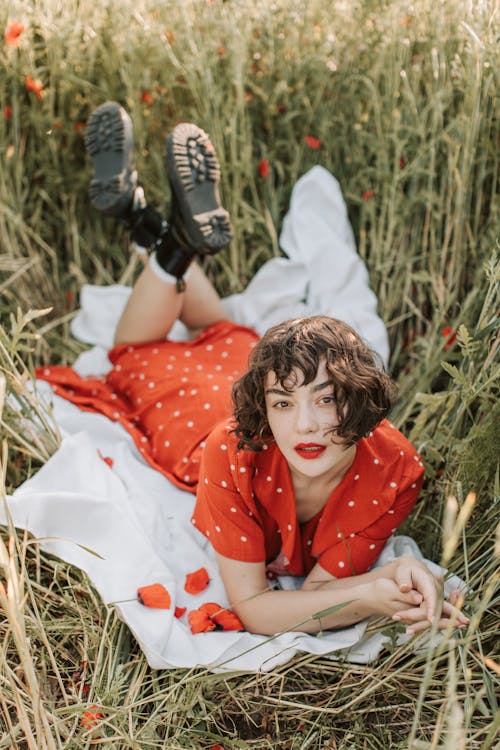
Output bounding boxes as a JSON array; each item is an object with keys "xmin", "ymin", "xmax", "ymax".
[{"xmin": 294, "ymin": 404, "xmax": 318, "ymax": 433}]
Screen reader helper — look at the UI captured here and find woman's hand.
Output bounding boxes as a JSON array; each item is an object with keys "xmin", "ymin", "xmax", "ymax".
[
  {"xmin": 369, "ymin": 559, "xmax": 469, "ymax": 633},
  {"xmin": 383, "ymin": 556, "xmax": 442, "ymax": 622},
  {"xmin": 392, "ymin": 588, "xmax": 470, "ymax": 634},
  {"xmin": 368, "ymin": 576, "xmax": 424, "ymax": 618}
]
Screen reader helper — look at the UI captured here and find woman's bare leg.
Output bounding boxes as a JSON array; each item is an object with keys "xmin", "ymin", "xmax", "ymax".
[
  {"xmin": 114, "ymin": 260, "xmax": 227, "ymax": 345},
  {"xmin": 179, "ymin": 262, "xmax": 227, "ymax": 332}
]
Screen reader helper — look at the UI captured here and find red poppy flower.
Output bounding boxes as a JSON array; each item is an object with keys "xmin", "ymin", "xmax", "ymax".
[
  {"xmin": 258, "ymin": 158, "xmax": 270, "ymax": 178},
  {"xmin": 441, "ymin": 326, "xmax": 457, "ymax": 349},
  {"xmin": 174, "ymin": 606, "xmax": 186, "ymax": 618},
  {"xmin": 26, "ymin": 75, "xmax": 44, "ymax": 101},
  {"xmin": 217, "ymin": 46, "xmax": 225, "ymax": 57},
  {"xmin": 5, "ymin": 20, "xmax": 24, "ymax": 48},
  {"xmin": 137, "ymin": 583, "xmax": 171, "ymax": 609},
  {"xmin": 210, "ymin": 745, "xmax": 225, "ymax": 750},
  {"xmin": 65, "ymin": 291, "xmax": 75, "ymax": 302},
  {"xmin": 304, "ymin": 135, "xmax": 322, "ymax": 149},
  {"xmin": 141, "ymin": 90, "xmax": 154, "ymax": 106},
  {"xmin": 399, "ymin": 157, "xmax": 406, "ymax": 169},
  {"xmin": 245, "ymin": 91, "xmax": 254, "ymax": 104},
  {"xmin": 73, "ymin": 122, "xmax": 86, "ymax": 133},
  {"xmin": 277, "ymin": 104, "xmax": 287, "ymax": 114},
  {"xmin": 184, "ymin": 567, "xmax": 210, "ymax": 594},
  {"xmin": 188, "ymin": 602, "xmax": 244, "ymax": 634},
  {"xmin": 81, "ymin": 705, "xmax": 104, "ymax": 730},
  {"xmin": 4, "ymin": 106, "xmax": 12, "ymax": 120},
  {"xmin": 362, "ymin": 189, "xmax": 376, "ymax": 201}
]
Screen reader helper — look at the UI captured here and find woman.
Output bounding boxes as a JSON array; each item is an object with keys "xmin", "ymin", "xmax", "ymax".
[{"xmin": 38, "ymin": 102, "xmax": 467, "ymax": 636}]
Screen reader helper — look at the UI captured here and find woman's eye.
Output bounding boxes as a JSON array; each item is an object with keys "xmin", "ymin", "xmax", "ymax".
[
  {"xmin": 274, "ymin": 401, "xmax": 290, "ymax": 409},
  {"xmin": 320, "ymin": 396, "xmax": 335, "ymax": 405}
]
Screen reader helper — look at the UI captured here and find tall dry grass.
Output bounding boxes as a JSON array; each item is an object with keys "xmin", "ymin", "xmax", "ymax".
[{"xmin": 0, "ymin": 0, "xmax": 498, "ymax": 748}]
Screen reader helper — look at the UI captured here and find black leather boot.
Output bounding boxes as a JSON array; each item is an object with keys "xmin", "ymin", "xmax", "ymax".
[
  {"xmin": 85, "ymin": 101, "xmax": 166, "ymax": 249},
  {"xmin": 154, "ymin": 122, "xmax": 233, "ymax": 289}
]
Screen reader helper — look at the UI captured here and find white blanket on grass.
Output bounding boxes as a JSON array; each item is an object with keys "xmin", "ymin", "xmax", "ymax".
[{"xmin": 3, "ymin": 167, "xmax": 457, "ymax": 672}]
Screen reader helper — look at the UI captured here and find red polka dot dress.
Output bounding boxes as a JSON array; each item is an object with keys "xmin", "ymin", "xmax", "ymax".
[{"xmin": 36, "ymin": 321, "xmax": 259, "ymax": 491}]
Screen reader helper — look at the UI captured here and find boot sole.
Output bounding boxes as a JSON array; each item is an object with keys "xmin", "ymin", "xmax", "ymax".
[
  {"xmin": 166, "ymin": 123, "xmax": 232, "ymax": 253},
  {"xmin": 85, "ymin": 102, "xmax": 136, "ymax": 216}
]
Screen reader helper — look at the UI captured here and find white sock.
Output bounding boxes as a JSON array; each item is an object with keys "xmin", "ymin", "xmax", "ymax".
[
  {"xmin": 132, "ymin": 242, "xmax": 148, "ymax": 257},
  {"xmin": 149, "ymin": 251, "xmax": 192, "ymax": 285}
]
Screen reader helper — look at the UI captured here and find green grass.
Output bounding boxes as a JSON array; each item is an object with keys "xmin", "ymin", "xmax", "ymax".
[{"xmin": 0, "ymin": 0, "xmax": 499, "ymax": 748}]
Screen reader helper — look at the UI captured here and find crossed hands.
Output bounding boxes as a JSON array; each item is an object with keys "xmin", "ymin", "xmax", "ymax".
[{"xmin": 374, "ymin": 556, "xmax": 469, "ymax": 634}]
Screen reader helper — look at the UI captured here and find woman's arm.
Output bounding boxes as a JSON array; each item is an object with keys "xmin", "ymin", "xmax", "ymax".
[{"xmin": 215, "ymin": 553, "xmax": 424, "ymax": 635}]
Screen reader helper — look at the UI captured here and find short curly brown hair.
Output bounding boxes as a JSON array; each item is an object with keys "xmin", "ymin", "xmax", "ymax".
[{"xmin": 232, "ymin": 316, "xmax": 396, "ymax": 451}]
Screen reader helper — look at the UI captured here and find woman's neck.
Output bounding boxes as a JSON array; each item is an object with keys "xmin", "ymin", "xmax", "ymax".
[{"xmin": 291, "ymin": 444, "xmax": 357, "ymax": 522}]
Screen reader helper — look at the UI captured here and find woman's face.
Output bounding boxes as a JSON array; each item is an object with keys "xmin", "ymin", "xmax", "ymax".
[{"xmin": 264, "ymin": 361, "xmax": 355, "ymax": 483}]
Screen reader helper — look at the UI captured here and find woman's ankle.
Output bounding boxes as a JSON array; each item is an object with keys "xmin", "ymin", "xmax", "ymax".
[{"xmin": 149, "ymin": 252, "xmax": 193, "ymax": 288}]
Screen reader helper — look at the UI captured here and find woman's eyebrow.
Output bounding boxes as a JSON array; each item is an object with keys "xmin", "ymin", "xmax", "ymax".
[
  {"xmin": 265, "ymin": 380, "xmax": 334, "ymax": 396},
  {"xmin": 264, "ymin": 387, "xmax": 290, "ymax": 396},
  {"xmin": 311, "ymin": 380, "xmax": 335, "ymax": 392}
]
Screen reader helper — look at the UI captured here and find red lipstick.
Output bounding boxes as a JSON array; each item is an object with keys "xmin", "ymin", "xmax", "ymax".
[{"xmin": 294, "ymin": 443, "xmax": 326, "ymax": 460}]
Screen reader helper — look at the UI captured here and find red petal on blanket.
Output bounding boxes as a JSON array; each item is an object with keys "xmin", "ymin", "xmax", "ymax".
[
  {"xmin": 97, "ymin": 450, "xmax": 114, "ymax": 468},
  {"xmin": 184, "ymin": 566, "xmax": 210, "ymax": 594},
  {"xmin": 188, "ymin": 608, "xmax": 217, "ymax": 634},
  {"xmin": 211, "ymin": 607, "xmax": 244, "ymax": 632},
  {"xmin": 137, "ymin": 583, "xmax": 171, "ymax": 609},
  {"xmin": 201, "ymin": 602, "xmax": 244, "ymax": 631},
  {"xmin": 188, "ymin": 602, "xmax": 244, "ymax": 634},
  {"xmin": 199, "ymin": 602, "xmax": 220, "ymax": 618},
  {"xmin": 174, "ymin": 606, "xmax": 186, "ymax": 618},
  {"xmin": 81, "ymin": 704, "xmax": 104, "ymax": 730}
]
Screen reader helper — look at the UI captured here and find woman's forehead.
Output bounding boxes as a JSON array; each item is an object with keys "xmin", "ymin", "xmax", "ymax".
[{"xmin": 264, "ymin": 360, "xmax": 329, "ymax": 390}]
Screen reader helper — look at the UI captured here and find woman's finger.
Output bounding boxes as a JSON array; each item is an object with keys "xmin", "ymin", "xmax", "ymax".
[
  {"xmin": 441, "ymin": 600, "xmax": 470, "ymax": 625},
  {"xmin": 392, "ymin": 606, "xmax": 428, "ymax": 624},
  {"xmin": 410, "ymin": 568, "xmax": 440, "ymax": 622},
  {"xmin": 394, "ymin": 561, "xmax": 414, "ymax": 593},
  {"xmin": 393, "ymin": 601, "xmax": 470, "ymax": 628},
  {"xmin": 407, "ymin": 616, "xmax": 469, "ymax": 635},
  {"xmin": 396, "ymin": 589, "xmax": 423, "ymax": 608},
  {"xmin": 393, "ymin": 559, "xmax": 440, "ymax": 620}
]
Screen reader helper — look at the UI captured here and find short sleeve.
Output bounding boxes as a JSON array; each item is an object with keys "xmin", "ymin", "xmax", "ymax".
[
  {"xmin": 191, "ymin": 421, "xmax": 266, "ymax": 563},
  {"xmin": 318, "ymin": 470, "xmax": 424, "ymax": 577}
]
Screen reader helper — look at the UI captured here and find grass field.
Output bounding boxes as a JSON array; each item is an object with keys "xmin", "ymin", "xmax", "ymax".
[{"xmin": 0, "ymin": 0, "xmax": 499, "ymax": 748}]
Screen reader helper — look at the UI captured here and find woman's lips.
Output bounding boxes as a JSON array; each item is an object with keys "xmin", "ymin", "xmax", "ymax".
[{"xmin": 294, "ymin": 443, "xmax": 326, "ymax": 460}]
